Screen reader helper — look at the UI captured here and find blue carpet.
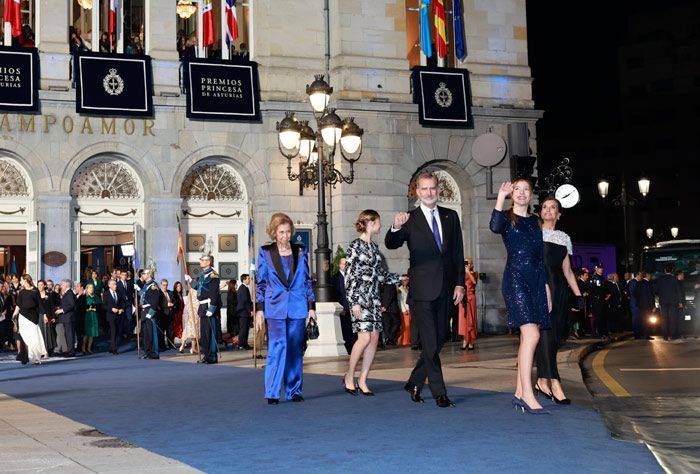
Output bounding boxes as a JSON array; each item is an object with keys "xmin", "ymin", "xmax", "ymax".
[{"xmin": 0, "ymin": 354, "xmax": 660, "ymax": 473}]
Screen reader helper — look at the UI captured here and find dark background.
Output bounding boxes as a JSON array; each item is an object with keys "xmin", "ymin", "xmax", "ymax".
[{"xmin": 526, "ymin": 0, "xmax": 700, "ymax": 266}]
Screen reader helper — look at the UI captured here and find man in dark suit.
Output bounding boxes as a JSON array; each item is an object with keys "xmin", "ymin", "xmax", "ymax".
[
  {"xmin": 385, "ymin": 171, "xmax": 465, "ymax": 408},
  {"xmin": 117, "ymin": 270, "xmax": 134, "ymax": 340},
  {"xmin": 627, "ymin": 271, "xmax": 647, "ymax": 339},
  {"xmin": 380, "ymin": 282, "xmax": 400, "ymax": 345},
  {"xmin": 54, "ymin": 279, "xmax": 77, "ymax": 356},
  {"xmin": 635, "ymin": 272, "xmax": 655, "ymax": 339},
  {"xmin": 655, "ymin": 264, "xmax": 684, "ymax": 340},
  {"xmin": 159, "ymin": 279, "xmax": 175, "ymax": 350},
  {"xmin": 236, "ymin": 274, "xmax": 253, "ymax": 350},
  {"xmin": 332, "ymin": 257, "xmax": 356, "ymax": 354},
  {"xmin": 104, "ymin": 278, "xmax": 124, "ymax": 354}
]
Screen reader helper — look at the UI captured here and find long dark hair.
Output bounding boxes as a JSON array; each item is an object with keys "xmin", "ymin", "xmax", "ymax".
[
  {"xmin": 173, "ymin": 281, "xmax": 183, "ymax": 296},
  {"xmin": 506, "ymin": 178, "xmax": 534, "ymax": 226}
]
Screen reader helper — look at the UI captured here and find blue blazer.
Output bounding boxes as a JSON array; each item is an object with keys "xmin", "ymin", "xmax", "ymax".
[{"xmin": 256, "ymin": 243, "xmax": 315, "ymax": 320}]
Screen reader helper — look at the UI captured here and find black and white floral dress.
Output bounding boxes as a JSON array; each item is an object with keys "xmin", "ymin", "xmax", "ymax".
[{"xmin": 345, "ymin": 238, "xmax": 400, "ymax": 333}]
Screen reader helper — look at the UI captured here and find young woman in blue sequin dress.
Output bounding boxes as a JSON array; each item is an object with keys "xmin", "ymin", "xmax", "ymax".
[{"xmin": 490, "ymin": 179, "xmax": 552, "ymax": 414}]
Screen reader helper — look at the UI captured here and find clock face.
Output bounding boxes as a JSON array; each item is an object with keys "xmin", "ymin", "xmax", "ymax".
[{"xmin": 555, "ymin": 184, "xmax": 580, "ymax": 208}]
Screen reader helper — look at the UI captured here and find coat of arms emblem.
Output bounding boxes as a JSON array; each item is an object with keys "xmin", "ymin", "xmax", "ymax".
[
  {"xmin": 103, "ymin": 68, "xmax": 125, "ymax": 96},
  {"xmin": 434, "ymin": 82, "xmax": 453, "ymax": 108}
]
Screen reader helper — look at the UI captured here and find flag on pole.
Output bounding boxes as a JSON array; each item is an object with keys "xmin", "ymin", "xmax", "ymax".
[
  {"xmin": 202, "ymin": 0, "xmax": 215, "ymax": 47},
  {"xmin": 10, "ymin": 255, "xmax": 17, "ymax": 274},
  {"xmin": 176, "ymin": 215, "xmax": 188, "ymax": 275},
  {"xmin": 3, "ymin": 0, "xmax": 21, "ymax": 38},
  {"xmin": 433, "ymin": 0, "xmax": 447, "ymax": 60},
  {"xmin": 108, "ymin": 0, "xmax": 117, "ymax": 49},
  {"xmin": 225, "ymin": 0, "xmax": 239, "ymax": 48},
  {"xmin": 453, "ymin": 0, "xmax": 466, "ymax": 61},
  {"xmin": 248, "ymin": 205, "xmax": 255, "ymax": 274},
  {"xmin": 419, "ymin": 0, "xmax": 433, "ymax": 58},
  {"xmin": 132, "ymin": 241, "xmax": 140, "ymax": 272}
]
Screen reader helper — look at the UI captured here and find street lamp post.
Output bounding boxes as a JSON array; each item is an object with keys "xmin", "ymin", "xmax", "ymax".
[
  {"xmin": 598, "ymin": 175, "xmax": 650, "ymax": 272},
  {"xmin": 276, "ymin": 75, "xmax": 363, "ymax": 302}
]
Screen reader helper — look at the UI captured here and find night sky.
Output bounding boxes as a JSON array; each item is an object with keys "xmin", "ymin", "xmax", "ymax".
[{"xmin": 526, "ymin": 0, "xmax": 700, "ymax": 259}]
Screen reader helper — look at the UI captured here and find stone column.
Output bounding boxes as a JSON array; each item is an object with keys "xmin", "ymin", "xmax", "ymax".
[
  {"xmin": 36, "ymin": 195, "xmax": 72, "ymax": 283},
  {"xmin": 147, "ymin": 198, "xmax": 182, "ymax": 285},
  {"xmin": 146, "ymin": 0, "xmax": 180, "ymax": 95},
  {"xmin": 37, "ymin": 0, "xmax": 70, "ymax": 89},
  {"xmin": 305, "ymin": 302, "xmax": 346, "ymax": 357}
]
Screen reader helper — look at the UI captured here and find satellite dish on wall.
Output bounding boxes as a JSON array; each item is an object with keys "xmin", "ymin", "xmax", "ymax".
[{"xmin": 471, "ymin": 133, "xmax": 507, "ymax": 167}]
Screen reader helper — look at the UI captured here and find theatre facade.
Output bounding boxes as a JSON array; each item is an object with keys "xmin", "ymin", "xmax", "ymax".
[{"xmin": 0, "ymin": 1, "xmax": 540, "ymax": 333}]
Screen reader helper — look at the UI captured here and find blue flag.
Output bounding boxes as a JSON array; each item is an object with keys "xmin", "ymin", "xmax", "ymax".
[
  {"xmin": 132, "ymin": 244, "xmax": 140, "ymax": 272},
  {"xmin": 453, "ymin": 0, "xmax": 466, "ymax": 61},
  {"xmin": 420, "ymin": 0, "xmax": 433, "ymax": 58}
]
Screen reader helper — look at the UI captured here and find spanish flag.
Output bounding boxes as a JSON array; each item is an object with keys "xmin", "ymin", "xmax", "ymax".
[{"xmin": 433, "ymin": 0, "xmax": 447, "ymax": 60}]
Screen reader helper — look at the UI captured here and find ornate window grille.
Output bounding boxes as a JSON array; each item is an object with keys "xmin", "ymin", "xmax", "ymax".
[
  {"xmin": 180, "ymin": 163, "xmax": 245, "ymax": 202},
  {"xmin": 407, "ymin": 169, "xmax": 461, "ymax": 204},
  {"xmin": 0, "ymin": 159, "xmax": 30, "ymax": 197},
  {"xmin": 71, "ymin": 159, "xmax": 141, "ymax": 199}
]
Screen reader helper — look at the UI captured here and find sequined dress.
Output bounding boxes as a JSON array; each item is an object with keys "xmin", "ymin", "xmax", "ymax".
[
  {"xmin": 345, "ymin": 238, "xmax": 400, "ymax": 333},
  {"xmin": 489, "ymin": 209, "xmax": 550, "ymax": 329}
]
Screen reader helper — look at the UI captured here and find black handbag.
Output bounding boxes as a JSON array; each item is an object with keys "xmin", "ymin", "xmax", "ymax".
[{"xmin": 306, "ymin": 318, "xmax": 319, "ymax": 340}]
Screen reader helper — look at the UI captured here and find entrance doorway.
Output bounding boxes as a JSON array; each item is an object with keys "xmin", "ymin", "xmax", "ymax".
[
  {"xmin": 0, "ymin": 229, "xmax": 25, "ymax": 276},
  {"xmin": 80, "ymin": 227, "xmax": 135, "ymax": 281}
]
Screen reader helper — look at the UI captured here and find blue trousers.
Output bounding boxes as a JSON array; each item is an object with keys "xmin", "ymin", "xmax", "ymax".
[
  {"xmin": 264, "ymin": 318, "xmax": 305, "ymax": 400},
  {"xmin": 200, "ymin": 315, "xmax": 218, "ymax": 363}
]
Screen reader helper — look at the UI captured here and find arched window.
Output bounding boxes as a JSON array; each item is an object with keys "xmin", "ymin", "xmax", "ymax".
[
  {"xmin": 71, "ymin": 158, "xmax": 141, "ymax": 200},
  {"xmin": 1, "ymin": 1, "xmax": 36, "ymax": 47},
  {"xmin": 180, "ymin": 162, "xmax": 245, "ymax": 201},
  {"xmin": 408, "ymin": 169, "xmax": 461, "ymax": 212},
  {"xmin": 0, "ymin": 158, "xmax": 30, "ymax": 197},
  {"xmin": 175, "ymin": 0, "xmax": 252, "ymax": 60}
]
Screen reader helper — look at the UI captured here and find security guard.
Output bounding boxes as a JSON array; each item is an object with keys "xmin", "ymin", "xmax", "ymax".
[
  {"xmin": 137, "ymin": 268, "xmax": 162, "ymax": 359},
  {"xmin": 186, "ymin": 255, "xmax": 221, "ymax": 364}
]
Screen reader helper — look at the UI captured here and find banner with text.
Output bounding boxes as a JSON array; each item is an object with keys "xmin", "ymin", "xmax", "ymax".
[
  {"xmin": 0, "ymin": 47, "xmax": 39, "ymax": 113},
  {"xmin": 411, "ymin": 66, "xmax": 473, "ymax": 129},
  {"xmin": 75, "ymin": 52, "xmax": 153, "ymax": 117},
  {"xmin": 184, "ymin": 59, "xmax": 261, "ymax": 121}
]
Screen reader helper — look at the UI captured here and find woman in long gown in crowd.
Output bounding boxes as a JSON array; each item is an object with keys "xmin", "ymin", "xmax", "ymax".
[
  {"xmin": 458, "ymin": 258, "xmax": 478, "ymax": 351},
  {"xmin": 37, "ymin": 280, "xmax": 56, "ymax": 357},
  {"xmin": 82, "ymin": 283, "xmax": 99, "ymax": 354},
  {"xmin": 179, "ymin": 283, "xmax": 200, "ymax": 354},
  {"xmin": 534, "ymin": 197, "xmax": 584, "ymax": 405},
  {"xmin": 490, "ymin": 179, "xmax": 551, "ymax": 414},
  {"xmin": 172, "ymin": 281, "xmax": 184, "ymax": 342},
  {"xmin": 13, "ymin": 275, "xmax": 46, "ymax": 365},
  {"xmin": 343, "ymin": 210, "xmax": 400, "ymax": 396},
  {"xmin": 225, "ymin": 279, "xmax": 239, "ymax": 348}
]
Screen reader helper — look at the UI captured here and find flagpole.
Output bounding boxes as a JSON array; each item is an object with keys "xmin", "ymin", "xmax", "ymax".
[
  {"xmin": 248, "ymin": 204, "xmax": 259, "ymax": 368},
  {"xmin": 133, "ymin": 256, "xmax": 140, "ymax": 358}
]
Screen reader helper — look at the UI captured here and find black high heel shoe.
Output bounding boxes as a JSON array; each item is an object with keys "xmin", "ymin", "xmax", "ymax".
[
  {"xmin": 267, "ymin": 398, "xmax": 279, "ymax": 405},
  {"xmin": 534, "ymin": 384, "xmax": 554, "ymax": 400},
  {"xmin": 342, "ymin": 376, "xmax": 357, "ymax": 396},
  {"xmin": 460, "ymin": 345, "xmax": 467, "ymax": 351},
  {"xmin": 355, "ymin": 381, "xmax": 375, "ymax": 396}
]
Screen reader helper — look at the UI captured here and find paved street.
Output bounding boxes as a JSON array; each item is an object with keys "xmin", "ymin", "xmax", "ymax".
[
  {"xmin": 581, "ymin": 338, "xmax": 700, "ymax": 473},
  {"xmin": 0, "ymin": 336, "xmax": 660, "ymax": 473}
]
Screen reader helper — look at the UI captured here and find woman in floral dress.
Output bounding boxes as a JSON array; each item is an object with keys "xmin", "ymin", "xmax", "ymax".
[
  {"xmin": 178, "ymin": 286, "xmax": 200, "ymax": 354},
  {"xmin": 342, "ymin": 210, "xmax": 400, "ymax": 396}
]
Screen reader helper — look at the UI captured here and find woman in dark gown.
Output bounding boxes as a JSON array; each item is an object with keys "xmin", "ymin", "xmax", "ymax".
[
  {"xmin": 535, "ymin": 198, "xmax": 584, "ymax": 404},
  {"xmin": 490, "ymin": 179, "xmax": 551, "ymax": 414},
  {"xmin": 172, "ymin": 281, "xmax": 184, "ymax": 342},
  {"xmin": 37, "ymin": 280, "xmax": 57, "ymax": 356}
]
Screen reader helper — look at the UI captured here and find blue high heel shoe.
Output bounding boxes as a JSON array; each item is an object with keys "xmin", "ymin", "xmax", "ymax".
[
  {"xmin": 517, "ymin": 397, "xmax": 550, "ymax": 415},
  {"xmin": 511, "ymin": 396, "xmax": 522, "ymax": 408}
]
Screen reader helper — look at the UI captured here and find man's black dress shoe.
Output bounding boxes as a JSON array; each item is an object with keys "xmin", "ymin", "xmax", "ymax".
[
  {"xmin": 404, "ymin": 382, "xmax": 424, "ymax": 403},
  {"xmin": 267, "ymin": 398, "xmax": 279, "ymax": 405},
  {"xmin": 291, "ymin": 394, "xmax": 304, "ymax": 402},
  {"xmin": 435, "ymin": 395, "xmax": 455, "ymax": 408}
]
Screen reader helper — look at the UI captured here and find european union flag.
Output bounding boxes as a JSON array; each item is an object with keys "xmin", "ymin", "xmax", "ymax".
[{"xmin": 453, "ymin": 0, "xmax": 466, "ymax": 61}]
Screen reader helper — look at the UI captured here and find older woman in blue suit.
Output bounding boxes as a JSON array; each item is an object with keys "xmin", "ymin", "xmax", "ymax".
[{"xmin": 255, "ymin": 212, "xmax": 316, "ymax": 405}]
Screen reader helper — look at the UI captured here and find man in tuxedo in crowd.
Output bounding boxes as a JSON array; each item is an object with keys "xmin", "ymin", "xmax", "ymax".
[
  {"xmin": 589, "ymin": 264, "xmax": 610, "ymax": 338},
  {"xmin": 655, "ymin": 264, "xmax": 684, "ymax": 340},
  {"xmin": 635, "ymin": 272, "xmax": 655, "ymax": 340},
  {"xmin": 627, "ymin": 271, "xmax": 647, "ymax": 339},
  {"xmin": 380, "ymin": 282, "xmax": 400, "ymax": 346},
  {"xmin": 118, "ymin": 270, "xmax": 134, "ymax": 339},
  {"xmin": 606, "ymin": 273, "xmax": 623, "ymax": 333},
  {"xmin": 332, "ymin": 257, "xmax": 356, "ymax": 354},
  {"xmin": 159, "ymin": 279, "xmax": 175, "ymax": 350},
  {"xmin": 385, "ymin": 171, "xmax": 465, "ymax": 408},
  {"xmin": 54, "ymin": 279, "xmax": 77, "ymax": 357},
  {"xmin": 104, "ymin": 279, "xmax": 124, "ymax": 354},
  {"xmin": 236, "ymin": 274, "xmax": 253, "ymax": 350}
]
